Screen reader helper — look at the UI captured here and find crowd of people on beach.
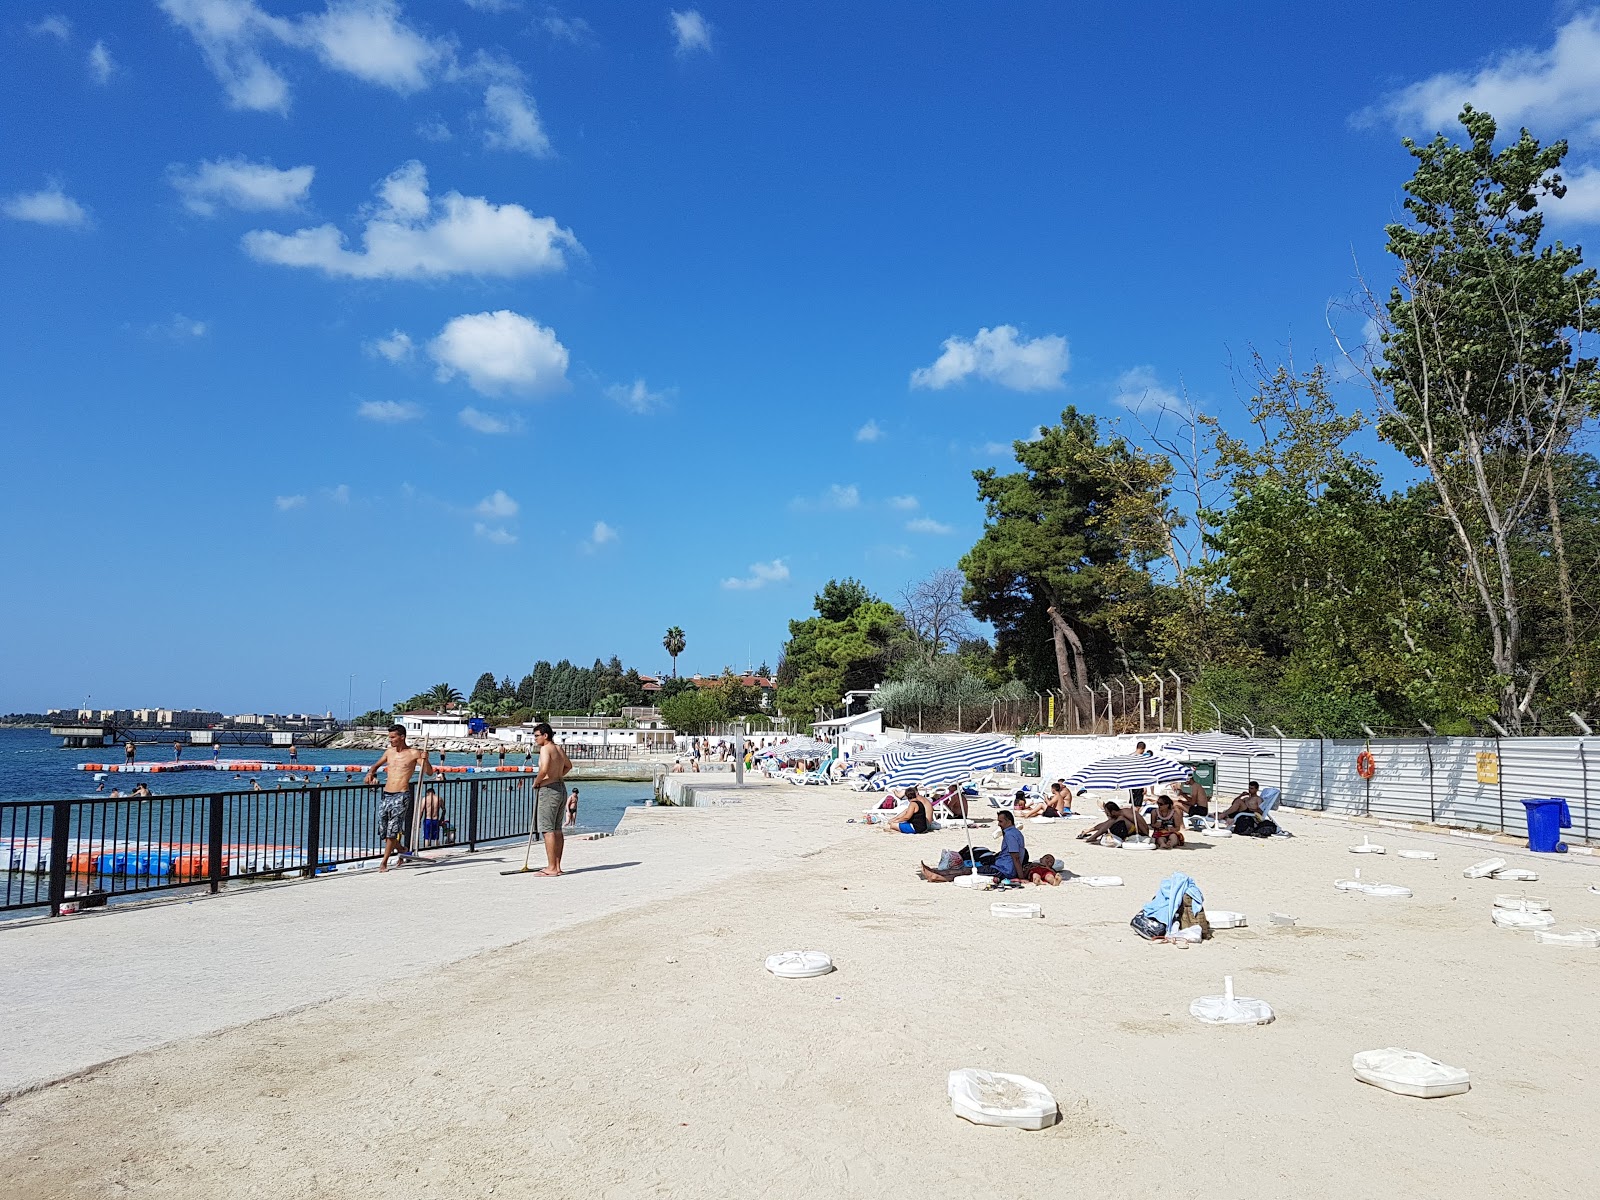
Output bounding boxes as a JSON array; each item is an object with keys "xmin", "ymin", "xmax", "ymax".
[{"xmin": 864, "ymin": 742, "xmax": 1282, "ymax": 887}]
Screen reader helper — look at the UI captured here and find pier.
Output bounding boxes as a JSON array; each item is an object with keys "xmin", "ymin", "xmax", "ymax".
[{"xmin": 49, "ymin": 723, "xmax": 339, "ymax": 750}]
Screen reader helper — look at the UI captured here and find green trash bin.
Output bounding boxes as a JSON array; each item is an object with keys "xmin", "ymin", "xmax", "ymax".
[
  {"xmin": 1178, "ymin": 760, "xmax": 1216, "ymax": 792},
  {"xmin": 1020, "ymin": 753, "xmax": 1041, "ymax": 778}
]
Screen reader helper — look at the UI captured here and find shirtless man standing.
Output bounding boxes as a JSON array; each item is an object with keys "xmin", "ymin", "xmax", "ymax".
[
  {"xmin": 364, "ymin": 724, "xmax": 434, "ymax": 872},
  {"xmin": 530, "ymin": 721, "xmax": 573, "ymax": 876}
]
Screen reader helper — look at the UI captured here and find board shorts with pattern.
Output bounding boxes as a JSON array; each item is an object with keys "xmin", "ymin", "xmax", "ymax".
[{"xmin": 380, "ymin": 788, "xmax": 412, "ymax": 841}]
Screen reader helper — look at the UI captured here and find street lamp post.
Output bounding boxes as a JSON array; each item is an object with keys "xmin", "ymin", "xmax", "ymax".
[
  {"xmin": 347, "ymin": 674, "xmax": 355, "ymax": 725},
  {"xmin": 379, "ymin": 679, "xmax": 386, "ymax": 716}
]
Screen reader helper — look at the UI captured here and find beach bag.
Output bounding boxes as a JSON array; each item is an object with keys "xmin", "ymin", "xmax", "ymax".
[
  {"xmin": 1232, "ymin": 813, "xmax": 1260, "ymax": 837},
  {"xmin": 1176, "ymin": 894, "xmax": 1213, "ymax": 940},
  {"xmin": 1130, "ymin": 912, "xmax": 1168, "ymax": 941},
  {"xmin": 1252, "ymin": 818, "xmax": 1278, "ymax": 839}
]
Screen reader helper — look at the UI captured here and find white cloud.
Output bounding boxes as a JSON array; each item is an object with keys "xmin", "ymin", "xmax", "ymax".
[
  {"xmin": 28, "ymin": 16, "xmax": 72, "ymax": 42},
  {"xmin": 790, "ymin": 483, "xmax": 861, "ymax": 512},
  {"xmin": 463, "ymin": 0, "xmax": 519, "ymax": 10},
  {"xmin": 1364, "ymin": 12, "xmax": 1600, "ymax": 142},
  {"xmin": 906, "ymin": 517, "xmax": 954, "ymax": 535},
  {"xmin": 156, "ymin": 0, "xmax": 297, "ymax": 113},
  {"xmin": 1548, "ymin": 163, "xmax": 1600, "ymax": 225},
  {"xmin": 540, "ymin": 12, "xmax": 592, "ymax": 42},
  {"xmin": 482, "ymin": 82, "xmax": 551, "ymax": 156},
  {"xmin": 158, "ymin": 0, "xmax": 454, "ymax": 113},
  {"xmin": 366, "ymin": 330, "xmax": 415, "ymax": 362},
  {"xmin": 475, "ymin": 489, "xmax": 519, "ymax": 518},
  {"xmin": 1111, "ymin": 365, "xmax": 1179, "ymax": 412},
  {"xmin": 910, "ymin": 325, "xmax": 1069, "ymax": 392},
  {"xmin": 2, "ymin": 182, "xmax": 90, "ymax": 228},
  {"xmin": 88, "ymin": 40, "xmax": 116, "ymax": 84},
  {"xmin": 148, "ymin": 314, "xmax": 209, "ymax": 339},
  {"xmin": 243, "ymin": 160, "xmax": 579, "ymax": 279},
  {"xmin": 275, "ymin": 493, "xmax": 307, "ymax": 510},
  {"xmin": 328, "ymin": 483, "xmax": 351, "ymax": 503},
  {"xmin": 429, "ymin": 310, "xmax": 569, "ymax": 396},
  {"xmin": 980, "ymin": 441, "xmax": 1011, "ymax": 457},
  {"xmin": 300, "ymin": 0, "xmax": 448, "ymax": 92},
  {"xmin": 606, "ymin": 378, "xmax": 672, "ymax": 413},
  {"xmin": 357, "ymin": 398, "xmax": 422, "ymax": 422},
  {"xmin": 474, "ymin": 522, "xmax": 516, "ymax": 545},
  {"xmin": 670, "ymin": 9, "xmax": 711, "ymax": 55},
  {"xmin": 887, "ymin": 494, "xmax": 919, "ymax": 510},
  {"xmin": 169, "ymin": 156, "xmax": 314, "ymax": 216},
  {"xmin": 458, "ymin": 405, "xmax": 520, "ymax": 434},
  {"xmin": 416, "ymin": 115, "xmax": 452, "ymax": 141},
  {"xmin": 722, "ymin": 558, "xmax": 788, "ymax": 591},
  {"xmin": 855, "ymin": 419, "xmax": 883, "ymax": 443},
  {"xmin": 589, "ymin": 520, "xmax": 618, "ymax": 548}
]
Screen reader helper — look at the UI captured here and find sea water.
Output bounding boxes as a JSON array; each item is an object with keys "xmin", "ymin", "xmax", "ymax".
[{"xmin": 0, "ymin": 727, "xmax": 645, "ymax": 830}]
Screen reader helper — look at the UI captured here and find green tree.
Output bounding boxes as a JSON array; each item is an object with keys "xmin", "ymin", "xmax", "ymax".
[
  {"xmin": 660, "ymin": 686, "xmax": 727, "ymax": 734},
  {"xmin": 422, "ymin": 682, "xmax": 463, "ymax": 710},
  {"xmin": 776, "ymin": 584, "xmax": 902, "ymax": 717},
  {"xmin": 814, "ymin": 577, "xmax": 875, "ymax": 621},
  {"xmin": 960, "ymin": 408, "xmax": 1165, "ymax": 726},
  {"xmin": 468, "ymin": 672, "xmax": 499, "ymax": 710},
  {"xmin": 1354, "ymin": 106, "xmax": 1600, "ymax": 728},
  {"xmin": 662, "ymin": 626, "xmax": 687, "ymax": 677}
]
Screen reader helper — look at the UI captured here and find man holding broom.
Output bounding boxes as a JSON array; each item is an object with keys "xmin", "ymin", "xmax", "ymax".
[{"xmin": 531, "ymin": 722, "xmax": 573, "ymax": 876}]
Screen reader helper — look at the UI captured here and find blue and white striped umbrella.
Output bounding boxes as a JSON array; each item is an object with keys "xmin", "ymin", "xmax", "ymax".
[
  {"xmin": 1159, "ymin": 733, "xmax": 1275, "ymax": 758},
  {"xmin": 875, "ymin": 736, "xmax": 1030, "ymax": 790},
  {"xmin": 1062, "ymin": 753, "xmax": 1193, "ymax": 792}
]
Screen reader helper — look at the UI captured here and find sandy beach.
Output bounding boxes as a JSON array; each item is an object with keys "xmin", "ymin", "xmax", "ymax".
[{"xmin": 4, "ymin": 785, "xmax": 1599, "ymax": 1199}]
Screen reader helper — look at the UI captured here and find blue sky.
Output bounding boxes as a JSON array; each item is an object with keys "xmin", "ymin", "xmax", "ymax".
[{"xmin": 5, "ymin": 1, "xmax": 1600, "ymax": 715}]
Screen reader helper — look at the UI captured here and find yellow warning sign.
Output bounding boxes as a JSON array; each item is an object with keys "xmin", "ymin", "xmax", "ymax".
[{"xmin": 1476, "ymin": 751, "xmax": 1500, "ymax": 785}]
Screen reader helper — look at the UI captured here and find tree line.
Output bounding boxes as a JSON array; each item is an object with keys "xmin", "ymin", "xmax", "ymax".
[{"xmin": 778, "ymin": 108, "xmax": 1600, "ymax": 737}]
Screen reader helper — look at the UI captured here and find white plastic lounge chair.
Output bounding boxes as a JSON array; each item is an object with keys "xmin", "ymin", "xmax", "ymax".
[
  {"xmin": 1257, "ymin": 786, "xmax": 1281, "ymax": 815},
  {"xmin": 1352, "ymin": 1048, "xmax": 1469, "ymax": 1098}
]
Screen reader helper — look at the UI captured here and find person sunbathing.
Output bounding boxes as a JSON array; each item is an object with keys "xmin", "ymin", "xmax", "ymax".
[
  {"xmin": 1077, "ymin": 800, "xmax": 1145, "ymax": 844},
  {"xmin": 1026, "ymin": 853, "xmax": 1063, "ymax": 885},
  {"xmin": 1218, "ymin": 781, "xmax": 1264, "ymax": 820},
  {"xmin": 920, "ymin": 810, "xmax": 1027, "ymax": 882},
  {"xmin": 1149, "ymin": 795, "xmax": 1188, "ymax": 848},
  {"xmin": 1022, "ymin": 781, "xmax": 1073, "ymax": 818},
  {"xmin": 932, "ymin": 784, "xmax": 968, "ymax": 819},
  {"xmin": 884, "ymin": 786, "xmax": 933, "ymax": 834}
]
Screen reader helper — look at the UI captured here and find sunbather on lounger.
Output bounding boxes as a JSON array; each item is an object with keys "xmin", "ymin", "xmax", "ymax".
[
  {"xmin": 933, "ymin": 783, "xmax": 968, "ymax": 819},
  {"xmin": 1021, "ymin": 781, "xmax": 1072, "ymax": 818},
  {"xmin": 921, "ymin": 811, "xmax": 1027, "ymax": 882},
  {"xmin": 1077, "ymin": 801, "xmax": 1145, "ymax": 844},
  {"xmin": 1218, "ymin": 781, "xmax": 1264, "ymax": 820}
]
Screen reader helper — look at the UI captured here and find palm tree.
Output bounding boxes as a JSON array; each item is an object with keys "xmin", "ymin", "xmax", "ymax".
[
  {"xmin": 663, "ymin": 626, "xmax": 687, "ymax": 678},
  {"xmin": 424, "ymin": 682, "xmax": 463, "ymax": 710}
]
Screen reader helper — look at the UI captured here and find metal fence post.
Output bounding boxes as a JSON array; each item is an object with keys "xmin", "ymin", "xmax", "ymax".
[
  {"xmin": 305, "ymin": 788, "xmax": 321, "ymax": 879},
  {"xmin": 47, "ymin": 800, "xmax": 70, "ymax": 917},
  {"xmin": 1495, "ymin": 735, "xmax": 1505, "ymax": 833},
  {"xmin": 468, "ymin": 779, "xmax": 480, "ymax": 852},
  {"xmin": 1318, "ymin": 738, "xmax": 1326, "ymax": 810},
  {"xmin": 207, "ymin": 793, "xmax": 224, "ymax": 894},
  {"xmin": 1425, "ymin": 740, "xmax": 1436, "ymax": 823}
]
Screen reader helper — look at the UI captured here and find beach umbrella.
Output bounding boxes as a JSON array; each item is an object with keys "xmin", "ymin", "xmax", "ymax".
[
  {"xmin": 755, "ymin": 737, "xmax": 831, "ymax": 761},
  {"xmin": 876, "ymin": 737, "xmax": 1029, "ymax": 791},
  {"xmin": 1158, "ymin": 732, "xmax": 1275, "ymax": 757},
  {"xmin": 1061, "ymin": 753, "xmax": 1193, "ymax": 793}
]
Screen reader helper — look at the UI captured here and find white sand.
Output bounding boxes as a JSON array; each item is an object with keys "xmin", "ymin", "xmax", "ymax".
[{"xmin": 4, "ymin": 796, "xmax": 1599, "ymax": 1199}]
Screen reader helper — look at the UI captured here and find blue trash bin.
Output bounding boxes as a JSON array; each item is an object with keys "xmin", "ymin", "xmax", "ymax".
[{"xmin": 1522, "ymin": 798, "xmax": 1571, "ymax": 853}]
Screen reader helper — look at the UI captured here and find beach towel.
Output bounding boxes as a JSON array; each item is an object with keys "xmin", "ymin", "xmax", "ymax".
[{"xmin": 1140, "ymin": 872, "xmax": 1205, "ymax": 929}]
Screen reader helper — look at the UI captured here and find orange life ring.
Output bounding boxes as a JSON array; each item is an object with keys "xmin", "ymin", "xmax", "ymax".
[{"xmin": 1356, "ymin": 750, "xmax": 1376, "ymax": 780}]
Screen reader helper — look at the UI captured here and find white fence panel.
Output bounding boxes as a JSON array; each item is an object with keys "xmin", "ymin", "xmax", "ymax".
[
  {"xmin": 1432, "ymin": 737, "xmax": 1502, "ymax": 832},
  {"xmin": 1371, "ymin": 740, "xmax": 1434, "ymax": 824}
]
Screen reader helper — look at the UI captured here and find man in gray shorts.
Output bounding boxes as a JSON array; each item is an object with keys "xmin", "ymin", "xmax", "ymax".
[{"xmin": 530, "ymin": 721, "xmax": 573, "ymax": 876}]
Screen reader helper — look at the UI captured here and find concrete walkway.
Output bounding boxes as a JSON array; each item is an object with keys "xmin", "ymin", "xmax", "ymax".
[{"xmin": 0, "ymin": 778, "xmax": 862, "ymax": 1097}]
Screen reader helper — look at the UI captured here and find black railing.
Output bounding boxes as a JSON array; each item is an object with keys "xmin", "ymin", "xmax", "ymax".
[{"xmin": 0, "ymin": 776, "xmax": 541, "ymax": 918}]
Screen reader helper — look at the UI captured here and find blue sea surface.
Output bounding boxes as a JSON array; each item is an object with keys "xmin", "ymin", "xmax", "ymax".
[{"xmin": 0, "ymin": 726, "xmax": 646, "ymax": 833}]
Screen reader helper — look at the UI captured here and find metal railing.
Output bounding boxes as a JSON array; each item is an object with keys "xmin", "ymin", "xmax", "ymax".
[{"xmin": 0, "ymin": 775, "xmax": 541, "ymax": 918}]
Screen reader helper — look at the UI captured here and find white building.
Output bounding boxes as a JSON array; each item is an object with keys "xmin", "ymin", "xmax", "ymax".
[{"xmin": 397, "ymin": 711, "xmax": 476, "ymax": 739}]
